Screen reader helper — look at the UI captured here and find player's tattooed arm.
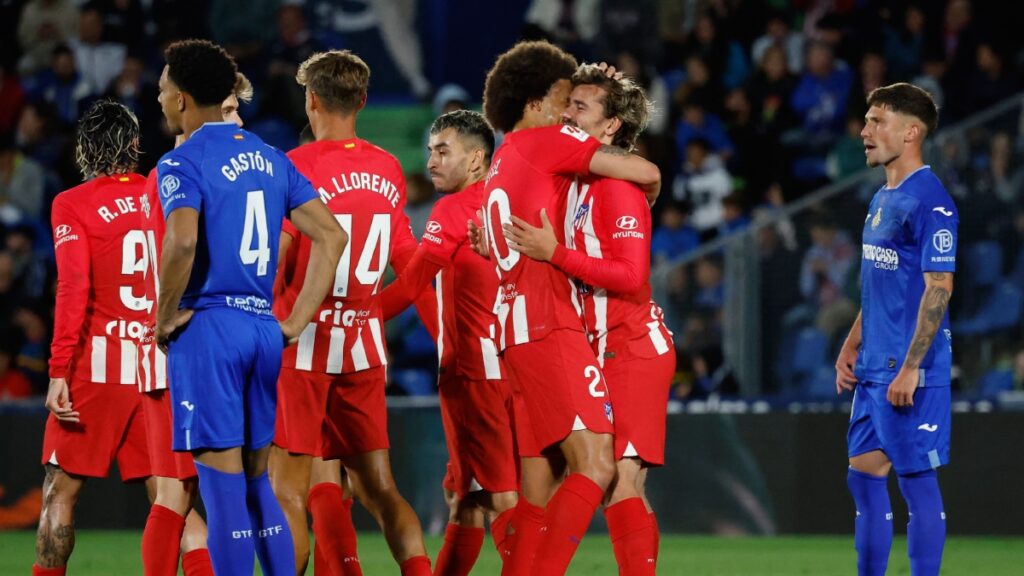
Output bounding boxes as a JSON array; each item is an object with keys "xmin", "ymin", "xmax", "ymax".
[
  {"xmin": 904, "ymin": 272, "xmax": 953, "ymax": 370},
  {"xmin": 588, "ymin": 147, "xmax": 661, "ymax": 205},
  {"xmin": 596, "ymin": 144, "xmax": 629, "ymax": 157}
]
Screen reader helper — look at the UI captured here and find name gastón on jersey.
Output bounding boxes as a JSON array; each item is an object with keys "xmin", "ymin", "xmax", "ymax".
[
  {"xmin": 863, "ymin": 243, "xmax": 899, "ymax": 270},
  {"xmin": 316, "ymin": 171, "xmax": 400, "ymax": 208},
  {"xmin": 221, "ymin": 150, "xmax": 275, "ymax": 182}
]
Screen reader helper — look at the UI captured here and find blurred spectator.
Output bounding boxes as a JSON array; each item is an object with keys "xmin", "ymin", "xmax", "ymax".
[
  {"xmin": 24, "ymin": 44, "xmax": 92, "ymax": 125},
  {"xmin": 0, "ymin": 64, "xmax": 27, "ymax": 134},
  {"xmin": 405, "ymin": 172, "xmax": 436, "ymax": 239},
  {"xmin": 672, "ymin": 138, "xmax": 733, "ymax": 234},
  {"xmin": 593, "ymin": 0, "xmax": 661, "ymax": 71},
  {"xmin": 16, "ymin": 0, "xmax": 79, "ymax": 75},
  {"xmin": 789, "ymin": 41, "xmax": 853, "ymax": 141},
  {"xmin": 682, "ymin": 12, "xmax": 749, "ymax": 90},
  {"xmin": 523, "ymin": 0, "xmax": 599, "ymax": 59},
  {"xmin": 16, "ymin": 101, "xmax": 67, "ymax": 170},
  {"xmin": 0, "ymin": 337, "xmax": 34, "ymax": 400},
  {"xmin": 615, "ymin": 52, "xmax": 669, "ymax": 135},
  {"xmin": 68, "ymin": 3, "xmax": 126, "ymax": 96},
  {"xmin": 913, "ymin": 50, "xmax": 947, "ymax": 111},
  {"xmin": 942, "ymin": 0, "xmax": 981, "ymax": 119},
  {"xmin": 650, "ymin": 202, "xmax": 699, "ymax": 264},
  {"xmin": 719, "ymin": 192, "xmax": 750, "ymax": 236},
  {"xmin": 432, "ymin": 84, "xmax": 469, "ymax": 117},
  {"xmin": 798, "ymin": 214, "xmax": 857, "ymax": 341},
  {"xmin": 883, "ymin": 4, "xmax": 927, "ymax": 81},
  {"xmin": 747, "ymin": 44, "xmax": 796, "ymax": 139},
  {"xmin": 964, "ymin": 42, "xmax": 1019, "ymax": 114},
  {"xmin": 826, "ymin": 115, "xmax": 867, "ymax": 181},
  {"xmin": 757, "ymin": 217, "xmax": 801, "ymax": 391},
  {"xmin": 753, "ymin": 182, "xmax": 798, "ymax": 251},
  {"xmin": 94, "ymin": 0, "xmax": 145, "ymax": 52},
  {"xmin": 975, "ymin": 132, "xmax": 1024, "ymax": 205},
  {"xmin": 151, "ymin": 0, "xmax": 210, "ymax": 48},
  {"xmin": 209, "ymin": 0, "xmax": 278, "ymax": 69},
  {"xmin": 750, "ymin": 10, "xmax": 804, "ymax": 74},
  {"xmin": 5, "ymin": 223, "xmax": 49, "ymax": 301},
  {"xmin": 693, "ymin": 256, "xmax": 724, "ymax": 312},
  {"xmin": 264, "ymin": 4, "xmax": 323, "ymax": 130},
  {"xmin": 675, "ymin": 97, "xmax": 733, "ymax": 164},
  {"xmin": 673, "ymin": 55, "xmax": 724, "ymax": 118},
  {"xmin": 0, "ymin": 251, "xmax": 24, "ymax": 330},
  {"xmin": 847, "ymin": 51, "xmax": 888, "ymax": 120},
  {"xmin": 0, "ymin": 134, "xmax": 46, "ymax": 223}
]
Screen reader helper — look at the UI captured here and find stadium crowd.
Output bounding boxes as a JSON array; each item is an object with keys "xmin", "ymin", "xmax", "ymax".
[{"xmin": 1, "ymin": 0, "xmax": 1024, "ymax": 400}]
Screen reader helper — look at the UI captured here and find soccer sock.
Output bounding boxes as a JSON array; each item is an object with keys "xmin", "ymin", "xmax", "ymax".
[
  {"xmin": 246, "ymin": 471, "xmax": 295, "ymax": 576},
  {"xmin": 181, "ymin": 549, "xmax": 214, "ymax": 576},
  {"xmin": 649, "ymin": 512, "xmax": 660, "ymax": 566},
  {"xmin": 533, "ymin": 473, "xmax": 605, "ymax": 576},
  {"xmin": 897, "ymin": 470, "xmax": 946, "ymax": 576},
  {"xmin": 434, "ymin": 523, "xmax": 485, "ymax": 576},
  {"xmin": 847, "ymin": 467, "xmax": 893, "ymax": 576},
  {"xmin": 307, "ymin": 482, "xmax": 363, "ymax": 576},
  {"xmin": 399, "ymin": 554, "xmax": 432, "ymax": 576},
  {"xmin": 500, "ymin": 499, "xmax": 546, "ymax": 576},
  {"xmin": 31, "ymin": 565, "xmax": 66, "ymax": 576},
  {"xmin": 490, "ymin": 508, "xmax": 515, "ymax": 559},
  {"xmin": 195, "ymin": 461, "xmax": 255, "ymax": 576},
  {"xmin": 605, "ymin": 497, "xmax": 656, "ymax": 576},
  {"xmin": 142, "ymin": 504, "xmax": 186, "ymax": 576}
]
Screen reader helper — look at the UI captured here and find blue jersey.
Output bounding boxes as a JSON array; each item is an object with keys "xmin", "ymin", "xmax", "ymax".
[
  {"xmin": 856, "ymin": 166, "xmax": 958, "ymax": 386},
  {"xmin": 156, "ymin": 122, "xmax": 317, "ymax": 316}
]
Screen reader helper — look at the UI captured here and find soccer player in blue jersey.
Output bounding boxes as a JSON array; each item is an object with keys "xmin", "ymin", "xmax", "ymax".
[
  {"xmin": 836, "ymin": 83, "xmax": 956, "ymax": 576},
  {"xmin": 153, "ymin": 39, "xmax": 345, "ymax": 576}
]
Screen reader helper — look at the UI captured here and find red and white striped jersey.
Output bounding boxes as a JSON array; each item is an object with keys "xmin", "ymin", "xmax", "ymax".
[
  {"xmin": 135, "ymin": 168, "xmax": 167, "ymax": 392},
  {"xmin": 553, "ymin": 176, "xmax": 673, "ymax": 365},
  {"xmin": 49, "ymin": 173, "xmax": 155, "ymax": 387},
  {"xmin": 481, "ymin": 125, "xmax": 601, "ymax": 350},
  {"xmin": 276, "ymin": 138, "xmax": 418, "ymax": 374}
]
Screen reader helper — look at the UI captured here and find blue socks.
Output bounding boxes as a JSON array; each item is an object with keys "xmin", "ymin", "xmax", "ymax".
[
  {"xmin": 847, "ymin": 467, "xmax": 893, "ymax": 576},
  {"xmin": 195, "ymin": 461, "xmax": 255, "ymax": 576},
  {"xmin": 246, "ymin": 471, "xmax": 296, "ymax": 576},
  {"xmin": 898, "ymin": 470, "xmax": 946, "ymax": 576}
]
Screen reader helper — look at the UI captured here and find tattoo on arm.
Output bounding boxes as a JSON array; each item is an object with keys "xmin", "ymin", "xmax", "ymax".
[
  {"xmin": 597, "ymin": 144, "xmax": 629, "ymax": 156},
  {"xmin": 904, "ymin": 274, "xmax": 951, "ymax": 370}
]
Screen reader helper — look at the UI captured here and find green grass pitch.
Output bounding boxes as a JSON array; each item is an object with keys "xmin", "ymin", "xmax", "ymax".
[{"xmin": 1, "ymin": 531, "xmax": 1022, "ymax": 574}]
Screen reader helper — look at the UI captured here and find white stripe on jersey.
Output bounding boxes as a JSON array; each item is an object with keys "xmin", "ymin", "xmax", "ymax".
[
  {"xmin": 578, "ymin": 192, "xmax": 609, "ymax": 367},
  {"xmin": 435, "ymin": 271, "xmax": 444, "ymax": 364},
  {"xmin": 351, "ymin": 327, "xmax": 369, "ymax": 371},
  {"xmin": 647, "ymin": 319, "xmax": 670, "ymax": 355},
  {"xmin": 511, "ymin": 295, "xmax": 529, "ymax": 345},
  {"xmin": 139, "ymin": 344, "xmax": 153, "ymax": 392},
  {"xmin": 326, "ymin": 326, "xmax": 345, "ymax": 374},
  {"xmin": 295, "ymin": 323, "xmax": 316, "ymax": 371},
  {"xmin": 480, "ymin": 335, "xmax": 502, "ymax": 379},
  {"xmin": 369, "ymin": 318, "xmax": 387, "ymax": 367},
  {"xmin": 120, "ymin": 339, "xmax": 137, "ymax": 384},
  {"xmin": 91, "ymin": 336, "xmax": 106, "ymax": 383},
  {"xmin": 155, "ymin": 346, "xmax": 166, "ymax": 388}
]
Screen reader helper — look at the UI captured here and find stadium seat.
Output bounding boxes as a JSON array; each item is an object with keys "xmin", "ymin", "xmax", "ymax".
[
  {"xmin": 954, "ymin": 281, "xmax": 1024, "ymax": 335},
  {"xmin": 975, "ymin": 369, "xmax": 1014, "ymax": 398},
  {"xmin": 791, "ymin": 327, "xmax": 829, "ymax": 391},
  {"xmin": 964, "ymin": 241, "xmax": 1003, "ymax": 288}
]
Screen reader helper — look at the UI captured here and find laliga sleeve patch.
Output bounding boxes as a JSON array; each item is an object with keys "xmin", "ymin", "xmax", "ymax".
[{"xmin": 560, "ymin": 124, "xmax": 590, "ymax": 143}]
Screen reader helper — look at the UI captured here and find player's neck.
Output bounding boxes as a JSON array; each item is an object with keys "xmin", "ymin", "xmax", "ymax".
[
  {"xmin": 884, "ymin": 150, "xmax": 925, "ymax": 189},
  {"xmin": 181, "ymin": 108, "xmax": 228, "ymax": 140},
  {"xmin": 314, "ymin": 116, "xmax": 357, "ymax": 142}
]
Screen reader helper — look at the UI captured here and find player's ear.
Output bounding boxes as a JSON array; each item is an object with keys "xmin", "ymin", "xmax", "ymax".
[{"xmin": 605, "ymin": 116, "xmax": 622, "ymax": 140}]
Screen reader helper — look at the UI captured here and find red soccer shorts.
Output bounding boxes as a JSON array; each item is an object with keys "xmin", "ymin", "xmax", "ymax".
[
  {"xmin": 41, "ymin": 382, "xmax": 150, "ymax": 480},
  {"xmin": 502, "ymin": 328, "xmax": 614, "ymax": 457},
  {"xmin": 320, "ymin": 366, "xmax": 390, "ymax": 460},
  {"xmin": 439, "ymin": 374, "xmax": 518, "ymax": 497},
  {"xmin": 142, "ymin": 389, "xmax": 197, "ymax": 479},
  {"xmin": 602, "ymin": 345, "xmax": 676, "ymax": 466},
  {"xmin": 274, "ymin": 366, "xmax": 333, "ymax": 457}
]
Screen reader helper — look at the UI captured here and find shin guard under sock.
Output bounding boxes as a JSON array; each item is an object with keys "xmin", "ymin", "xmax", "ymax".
[
  {"xmin": 898, "ymin": 470, "xmax": 946, "ymax": 576},
  {"xmin": 533, "ymin": 473, "xmax": 605, "ymax": 576},
  {"xmin": 142, "ymin": 504, "xmax": 186, "ymax": 576},
  {"xmin": 195, "ymin": 462, "xmax": 254, "ymax": 576},
  {"xmin": 245, "ymin": 471, "xmax": 295, "ymax": 576},
  {"xmin": 605, "ymin": 497, "xmax": 656, "ymax": 576}
]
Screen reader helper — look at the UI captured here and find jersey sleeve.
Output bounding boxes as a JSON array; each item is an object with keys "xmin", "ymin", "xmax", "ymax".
[
  {"xmin": 389, "ymin": 215, "xmax": 439, "ymax": 340},
  {"xmin": 419, "ymin": 196, "xmax": 465, "ymax": 264},
  {"xmin": 380, "ymin": 248, "xmax": 444, "ymax": 325},
  {"xmin": 281, "ymin": 217, "xmax": 299, "ymax": 239},
  {"xmin": 49, "ymin": 196, "xmax": 91, "ymax": 379},
  {"xmin": 155, "ymin": 154, "xmax": 202, "ymax": 215},
  {"xmin": 520, "ymin": 125, "xmax": 602, "ymax": 176},
  {"xmin": 913, "ymin": 192, "xmax": 958, "ymax": 273},
  {"xmin": 550, "ymin": 183, "xmax": 650, "ymax": 293},
  {"xmin": 284, "ymin": 153, "xmax": 319, "ymax": 212}
]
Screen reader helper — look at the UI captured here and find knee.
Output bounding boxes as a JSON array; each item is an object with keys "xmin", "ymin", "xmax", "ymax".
[
  {"xmin": 40, "ymin": 467, "xmax": 81, "ymax": 511},
  {"xmin": 490, "ymin": 491, "xmax": 518, "ymax": 514}
]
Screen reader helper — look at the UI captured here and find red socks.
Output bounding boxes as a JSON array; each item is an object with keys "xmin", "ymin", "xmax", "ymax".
[
  {"xmin": 31, "ymin": 566, "xmax": 66, "ymax": 576},
  {"xmin": 490, "ymin": 508, "xmax": 515, "ymax": 559},
  {"xmin": 434, "ymin": 523, "xmax": 485, "ymax": 576},
  {"xmin": 532, "ymin": 473, "xmax": 604, "ymax": 576},
  {"xmin": 181, "ymin": 549, "xmax": 213, "ymax": 576},
  {"xmin": 606, "ymin": 498, "xmax": 656, "ymax": 576},
  {"xmin": 400, "ymin": 555, "xmax": 432, "ymax": 576},
  {"xmin": 307, "ymin": 482, "xmax": 363, "ymax": 576},
  {"xmin": 500, "ymin": 499, "xmax": 545, "ymax": 576},
  {"xmin": 313, "ymin": 540, "xmax": 330, "ymax": 575},
  {"xmin": 142, "ymin": 504, "xmax": 186, "ymax": 576}
]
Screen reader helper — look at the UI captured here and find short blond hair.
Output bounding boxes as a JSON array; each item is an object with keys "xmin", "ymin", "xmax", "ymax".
[
  {"xmin": 296, "ymin": 50, "xmax": 370, "ymax": 115},
  {"xmin": 571, "ymin": 64, "xmax": 652, "ymax": 152},
  {"xmin": 234, "ymin": 72, "xmax": 253, "ymax": 104}
]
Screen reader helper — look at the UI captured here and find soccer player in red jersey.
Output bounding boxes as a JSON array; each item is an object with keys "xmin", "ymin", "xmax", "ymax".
[
  {"xmin": 378, "ymin": 109, "xmax": 518, "ymax": 576},
  {"xmin": 136, "ymin": 72, "xmax": 254, "ymax": 576},
  {"xmin": 478, "ymin": 41, "xmax": 660, "ymax": 576},
  {"xmin": 269, "ymin": 50, "xmax": 433, "ymax": 576},
  {"xmin": 503, "ymin": 64, "xmax": 675, "ymax": 576},
  {"xmin": 33, "ymin": 100, "xmax": 153, "ymax": 576}
]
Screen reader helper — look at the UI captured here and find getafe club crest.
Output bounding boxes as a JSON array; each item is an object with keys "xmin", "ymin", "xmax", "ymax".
[{"xmin": 871, "ymin": 207, "xmax": 882, "ymax": 230}]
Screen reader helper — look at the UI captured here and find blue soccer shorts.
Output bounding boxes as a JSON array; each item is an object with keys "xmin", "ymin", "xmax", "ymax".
[
  {"xmin": 847, "ymin": 380, "xmax": 951, "ymax": 475},
  {"xmin": 167, "ymin": 307, "xmax": 283, "ymax": 452}
]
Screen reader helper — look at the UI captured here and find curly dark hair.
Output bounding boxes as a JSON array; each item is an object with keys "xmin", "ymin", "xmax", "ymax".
[
  {"xmin": 483, "ymin": 41, "xmax": 577, "ymax": 132},
  {"xmin": 430, "ymin": 110, "xmax": 495, "ymax": 161},
  {"xmin": 75, "ymin": 99, "xmax": 140, "ymax": 178},
  {"xmin": 164, "ymin": 39, "xmax": 238, "ymax": 107}
]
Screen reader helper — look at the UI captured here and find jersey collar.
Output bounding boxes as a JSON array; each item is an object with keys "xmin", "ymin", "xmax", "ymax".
[
  {"xmin": 193, "ymin": 121, "xmax": 238, "ymax": 135},
  {"xmin": 884, "ymin": 164, "xmax": 931, "ymax": 190}
]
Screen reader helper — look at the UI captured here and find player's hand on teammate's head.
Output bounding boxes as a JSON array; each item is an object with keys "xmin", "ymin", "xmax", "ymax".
[
  {"xmin": 596, "ymin": 62, "xmax": 623, "ymax": 81},
  {"xmin": 155, "ymin": 309, "xmax": 195, "ymax": 353},
  {"xmin": 467, "ymin": 209, "xmax": 490, "ymax": 259},
  {"xmin": 503, "ymin": 208, "xmax": 557, "ymax": 262},
  {"xmin": 45, "ymin": 378, "xmax": 80, "ymax": 423},
  {"xmin": 835, "ymin": 345, "xmax": 859, "ymax": 394}
]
